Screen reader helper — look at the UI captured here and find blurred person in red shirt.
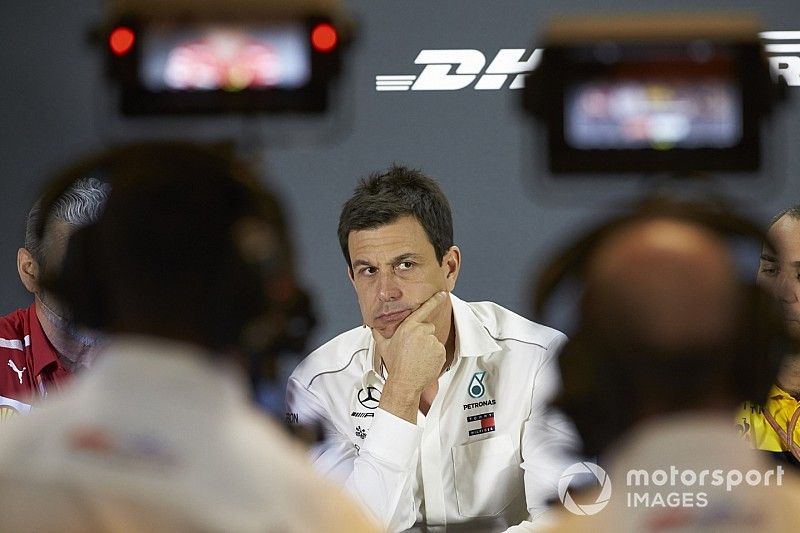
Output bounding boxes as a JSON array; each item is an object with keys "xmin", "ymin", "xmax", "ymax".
[{"xmin": 0, "ymin": 177, "xmax": 110, "ymax": 418}]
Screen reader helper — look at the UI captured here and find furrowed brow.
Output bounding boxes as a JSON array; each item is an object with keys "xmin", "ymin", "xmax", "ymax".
[
  {"xmin": 352, "ymin": 259, "xmax": 374, "ymax": 268},
  {"xmin": 390, "ymin": 253, "xmax": 423, "ymax": 264}
]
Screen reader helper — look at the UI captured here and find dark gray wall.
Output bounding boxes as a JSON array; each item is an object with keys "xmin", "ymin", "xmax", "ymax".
[{"xmin": 3, "ymin": 1, "xmax": 800, "ymax": 350}]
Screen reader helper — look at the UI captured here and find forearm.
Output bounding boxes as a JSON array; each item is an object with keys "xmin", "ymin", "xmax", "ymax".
[
  {"xmin": 312, "ymin": 408, "xmax": 421, "ymax": 531},
  {"xmin": 344, "ymin": 448, "xmax": 417, "ymax": 530}
]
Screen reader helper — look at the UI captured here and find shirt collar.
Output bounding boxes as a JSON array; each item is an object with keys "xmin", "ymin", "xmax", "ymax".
[
  {"xmin": 26, "ymin": 303, "xmax": 62, "ymax": 378},
  {"xmin": 770, "ymin": 384, "xmax": 799, "ymax": 403},
  {"xmin": 450, "ymin": 293, "xmax": 502, "ymax": 359},
  {"xmin": 361, "ymin": 332, "xmax": 382, "ymax": 389}
]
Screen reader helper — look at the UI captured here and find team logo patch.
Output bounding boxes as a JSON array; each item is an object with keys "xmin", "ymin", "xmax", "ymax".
[
  {"xmin": 7, "ymin": 359, "xmax": 26, "ymax": 384},
  {"xmin": 351, "ymin": 411, "xmax": 375, "ymax": 418},
  {"xmin": 464, "ymin": 399, "xmax": 496, "ymax": 410},
  {"xmin": 355, "ymin": 426, "xmax": 367, "ymax": 439},
  {"xmin": 357, "ymin": 386, "xmax": 381, "ymax": 409},
  {"xmin": 735, "ymin": 417, "xmax": 751, "ymax": 439},
  {"xmin": 468, "ymin": 371, "xmax": 486, "ymax": 398},
  {"xmin": 467, "ymin": 411, "xmax": 495, "ymax": 436}
]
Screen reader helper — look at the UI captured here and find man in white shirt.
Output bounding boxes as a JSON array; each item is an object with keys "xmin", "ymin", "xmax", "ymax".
[
  {"xmin": 286, "ymin": 164, "xmax": 579, "ymax": 531},
  {"xmin": 0, "ymin": 141, "xmax": 377, "ymax": 533}
]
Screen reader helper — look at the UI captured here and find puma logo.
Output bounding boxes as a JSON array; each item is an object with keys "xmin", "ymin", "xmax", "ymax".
[{"xmin": 7, "ymin": 360, "xmax": 26, "ymax": 384}]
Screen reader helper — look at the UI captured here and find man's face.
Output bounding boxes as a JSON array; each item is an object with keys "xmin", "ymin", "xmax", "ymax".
[
  {"xmin": 18, "ymin": 218, "xmax": 104, "ymax": 363},
  {"xmin": 758, "ymin": 214, "xmax": 800, "ymax": 338},
  {"xmin": 18, "ymin": 219, "xmax": 73, "ymax": 307},
  {"xmin": 347, "ymin": 215, "xmax": 458, "ymax": 339}
]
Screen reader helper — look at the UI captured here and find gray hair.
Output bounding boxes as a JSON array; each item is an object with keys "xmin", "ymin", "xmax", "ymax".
[
  {"xmin": 769, "ymin": 204, "xmax": 800, "ymax": 228},
  {"xmin": 24, "ymin": 177, "xmax": 111, "ymax": 266}
]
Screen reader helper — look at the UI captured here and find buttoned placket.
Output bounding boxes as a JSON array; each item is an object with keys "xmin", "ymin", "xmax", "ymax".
[
  {"xmin": 416, "ymin": 348, "xmax": 463, "ymax": 525},
  {"xmin": 361, "ymin": 299, "xmax": 502, "ymax": 526}
]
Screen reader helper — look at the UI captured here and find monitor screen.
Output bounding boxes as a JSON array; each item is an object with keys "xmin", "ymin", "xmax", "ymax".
[
  {"xmin": 140, "ymin": 23, "xmax": 311, "ymax": 92},
  {"xmin": 525, "ymin": 40, "xmax": 766, "ymax": 173},
  {"xmin": 564, "ymin": 77, "xmax": 742, "ymax": 151}
]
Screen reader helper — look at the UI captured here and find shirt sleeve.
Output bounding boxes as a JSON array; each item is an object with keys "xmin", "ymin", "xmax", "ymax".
[
  {"xmin": 519, "ymin": 333, "xmax": 582, "ymax": 523},
  {"xmin": 286, "ymin": 375, "xmax": 421, "ymax": 531}
]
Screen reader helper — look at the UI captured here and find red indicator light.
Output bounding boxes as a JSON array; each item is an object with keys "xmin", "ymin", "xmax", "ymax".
[
  {"xmin": 109, "ymin": 27, "xmax": 135, "ymax": 56},
  {"xmin": 311, "ymin": 23, "xmax": 337, "ymax": 53}
]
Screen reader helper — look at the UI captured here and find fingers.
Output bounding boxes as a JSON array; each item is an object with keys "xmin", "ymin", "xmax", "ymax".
[
  {"xmin": 406, "ymin": 291, "xmax": 448, "ymax": 324},
  {"xmin": 369, "ymin": 291, "xmax": 446, "ymax": 362}
]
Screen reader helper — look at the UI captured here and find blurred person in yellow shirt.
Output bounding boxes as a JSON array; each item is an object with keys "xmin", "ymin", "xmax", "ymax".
[{"xmin": 738, "ymin": 205, "xmax": 800, "ymax": 468}]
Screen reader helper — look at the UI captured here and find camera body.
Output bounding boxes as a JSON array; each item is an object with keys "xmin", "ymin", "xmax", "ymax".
[{"xmin": 101, "ymin": 0, "xmax": 354, "ymax": 114}]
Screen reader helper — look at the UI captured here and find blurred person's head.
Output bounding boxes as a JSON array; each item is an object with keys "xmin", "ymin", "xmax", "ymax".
[
  {"xmin": 758, "ymin": 206, "xmax": 800, "ymax": 337},
  {"xmin": 337, "ymin": 164, "xmax": 460, "ymax": 340},
  {"xmin": 535, "ymin": 197, "xmax": 787, "ymax": 457},
  {"xmin": 582, "ymin": 218, "xmax": 744, "ymax": 406},
  {"xmin": 17, "ymin": 177, "xmax": 111, "ymax": 368},
  {"xmin": 757, "ymin": 205, "xmax": 800, "ymax": 395},
  {"xmin": 39, "ymin": 141, "xmax": 296, "ymax": 361}
]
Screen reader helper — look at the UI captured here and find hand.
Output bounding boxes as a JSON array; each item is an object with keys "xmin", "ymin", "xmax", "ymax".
[{"xmin": 373, "ymin": 291, "xmax": 448, "ymax": 395}]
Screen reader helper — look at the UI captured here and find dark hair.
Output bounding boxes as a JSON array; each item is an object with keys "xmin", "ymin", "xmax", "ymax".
[
  {"xmin": 337, "ymin": 164, "xmax": 453, "ymax": 267},
  {"xmin": 38, "ymin": 141, "xmax": 306, "ymax": 354}
]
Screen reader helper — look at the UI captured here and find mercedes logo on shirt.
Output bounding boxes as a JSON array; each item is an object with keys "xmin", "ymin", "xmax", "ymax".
[{"xmin": 357, "ymin": 386, "xmax": 381, "ymax": 409}]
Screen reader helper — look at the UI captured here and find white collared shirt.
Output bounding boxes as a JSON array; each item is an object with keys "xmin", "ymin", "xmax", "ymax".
[
  {"xmin": 286, "ymin": 294, "xmax": 580, "ymax": 532},
  {"xmin": 0, "ymin": 336, "xmax": 376, "ymax": 533}
]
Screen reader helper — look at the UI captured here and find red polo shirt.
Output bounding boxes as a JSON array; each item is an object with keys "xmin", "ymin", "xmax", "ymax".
[{"xmin": 0, "ymin": 303, "xmax": 71, "ymax": 418}]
